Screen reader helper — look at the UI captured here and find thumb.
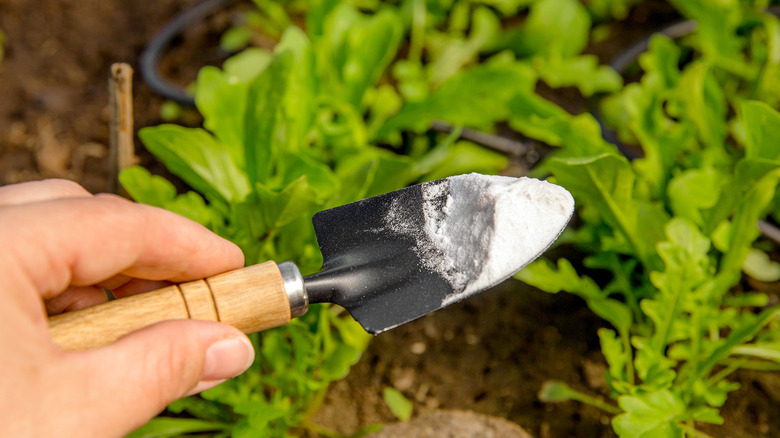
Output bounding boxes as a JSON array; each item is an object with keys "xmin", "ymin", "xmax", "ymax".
[{"xmin": 59, "ymin": 320, "xmax": 254, "ymax": 437}]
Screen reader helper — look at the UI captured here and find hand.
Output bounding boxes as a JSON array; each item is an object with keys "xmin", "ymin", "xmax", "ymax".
[{"xmin": 0, "ymin": 179, "xmax": 254, "ymax": 437}]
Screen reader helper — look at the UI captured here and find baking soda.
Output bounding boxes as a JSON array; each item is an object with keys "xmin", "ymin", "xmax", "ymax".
[{"xmin": 387, "ymin": 173, "xmax": 574, "ymax": 306}]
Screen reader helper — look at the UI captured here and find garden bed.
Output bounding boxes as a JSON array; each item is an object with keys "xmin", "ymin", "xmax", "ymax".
[{"xmin": 2, "ymin": 1, "xmax": 779, "ymax": 437}]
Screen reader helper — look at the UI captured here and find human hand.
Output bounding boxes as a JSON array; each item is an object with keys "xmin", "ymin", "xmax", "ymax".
[{"xmin": 0, "ymin": 179, "xmax": 254, "ymax": 437}]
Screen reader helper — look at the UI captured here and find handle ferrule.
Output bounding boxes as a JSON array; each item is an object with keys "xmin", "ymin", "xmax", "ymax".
[{"xmin": 279, "ymin": 262, "xmax": 308, "ymax": 318}]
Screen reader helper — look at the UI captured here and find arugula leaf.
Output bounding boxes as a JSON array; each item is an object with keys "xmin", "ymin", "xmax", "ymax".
[
  {"xmin": 612, "ymin": 390, "xmax": 686, "ymax": 438},
  {"xmin": 501, "ymin": 0, "xmax": 590, "ymax": 57},
  {"xmin": 533, "ymin": 54, "xmax": 623, "ymax": 96},
  {"xmin": 741, "ymin": 100, "xmax": 780, "ymax": 160},
  {"xmin": 547, "ymin": 152, "xmax": 667, "ymax": 270}
]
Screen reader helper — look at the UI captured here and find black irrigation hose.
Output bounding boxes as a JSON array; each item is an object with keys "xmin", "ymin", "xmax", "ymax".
[
  {"xmin": 140, "ymin": 0, "xmax": 238, "ymax": 106},
  {"xmin": 139, "ymin": 0, "xmax": 532, "ymax": 157}
]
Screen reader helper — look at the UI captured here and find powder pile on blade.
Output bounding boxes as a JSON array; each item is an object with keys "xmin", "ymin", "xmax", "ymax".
[{"xmin": 386, "ymin": 173, "xmax": 574, "ymax": 305}]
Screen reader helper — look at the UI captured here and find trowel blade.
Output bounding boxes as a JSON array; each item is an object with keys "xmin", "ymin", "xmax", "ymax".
[{"xmin": 304, "ymin": 174, "xmax": 574, "ymax": 334}]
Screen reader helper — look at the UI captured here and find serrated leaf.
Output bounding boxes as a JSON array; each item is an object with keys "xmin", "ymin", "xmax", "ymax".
[
  {"xmin": 613, "ymin": 390, "xmax": 685, "ymax": 438},
  {"xmin": 547, "ymin": 152, "xmax": 666, "ymax": 270}
]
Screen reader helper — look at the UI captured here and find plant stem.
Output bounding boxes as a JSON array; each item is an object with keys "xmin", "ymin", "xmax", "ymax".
[
  {"xmin": 570, "ymin": 392, "xmax": 621, "ymax": 415},
  {"xmin": 621, "ymin": 329, "xmax": 635, "ymax": 385}
]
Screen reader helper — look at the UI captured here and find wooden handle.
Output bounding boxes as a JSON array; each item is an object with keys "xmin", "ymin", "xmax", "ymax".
[{"xmin": 48, "ymin": 261, "xmax": 291, "ymax": 350}]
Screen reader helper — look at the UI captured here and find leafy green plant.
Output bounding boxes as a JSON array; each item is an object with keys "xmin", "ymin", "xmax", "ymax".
[{"xmin": 516, "ymin": 3, "xmax": 780, "ymax": 436}]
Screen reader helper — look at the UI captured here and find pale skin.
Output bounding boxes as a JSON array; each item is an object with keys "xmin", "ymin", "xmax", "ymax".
[{"xmin": 0, "ymin": 179, "xmax": 255, "ymax": 437}]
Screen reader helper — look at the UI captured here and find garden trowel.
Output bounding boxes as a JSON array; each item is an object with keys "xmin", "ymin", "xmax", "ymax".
[{"xmin": 49, "ymin": 173, "xmax": 574, "ymax": 350}]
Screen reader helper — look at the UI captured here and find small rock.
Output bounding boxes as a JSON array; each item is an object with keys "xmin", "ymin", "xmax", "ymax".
[
  {"xmin": 410, "ymin": 342, "xmax": 427, "ymax": 354},
  {"xmin": 367, "ymin": 409, "xmax": 534, "ymax": 438},
  {"xmin": 391, "ymin": 368, "xmax": 415, "ymax": 392},
  {"xmin": 582, "ymin": 359, "xmax": 607, "ymax": 391}
]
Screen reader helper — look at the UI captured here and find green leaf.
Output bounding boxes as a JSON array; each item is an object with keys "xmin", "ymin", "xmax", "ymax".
[
  {"xmin": 380, "ymin": 57, "xmax": 536, "ymax": 134},
  {"xmin": 276, "ymin": 27, "xmax": 318, "ymax": 153},
  {"xmin": 139, "ymin": 125, "xmax": 250, "ymax": 203},
  {"xmin": 383, "ymin": 387, "xmax": 413, "ymax": 421},
  {"xmin": 547, "ymin": 153, "xmax": 666, "ymax": 270},
  {"xmin": 692, "ymin": 307, "xmax": 780, "ymax": 383},
  {"xmin": 127, "ymin": 418, "xmax": 230, "ymax": 438},
  {"xmin": 538, "ymin": 380, "xmax": 576, "ymax": 402},
  {"xmin": 667, "ymin": 168, "xmax": 723, "ymax": 227},
  {"xmin": 599, "ymin": 328, "xmax": 630, "ymax": 388},
  {"xmin": 223, "ymin": 48, "xmax": 273, "ymax": 83},
  {"xmin": 425, "ymin": 6, "xmax": 502, "ymax": 85},
  {"xmin": 195, "ymin": 66, "xmax": 249, "ymax": 164},
  {"xmin": 118, "ymin": 166, "xmax": 176, "ymax": 208},
  {"xmin": 165, "ymin": 191, "xmax": 222, "ymax": 228},
  {"xmin": 742, "ymin": 249, "xmax": 780, "ymax": 282},
  {"xmin": 612, "ymin": 390, "xmax": 685, "ymax": 438},
  {"xmin": 341, "ymin": 9, "xmax": 403, "ymax": 108},
  {"xmin": 741, "ymin": 100, "xmax": 780, "ymax": 161},
  {"xmin": 220, "ymin": 26, "xmax": 251, "ymax": 52},
  {"xmin": 502, "ymin": 0, "xmax": 590, "ymax": 57},
  {"xmin": 534, "ymin": 54, "xmax": 623, "ymax": 96},
  {"xmin": 675, "ymin": 61, "xmax": 727, "ymax": 149},
  {"xmin": 421, "ymin": 141, "xmax": 508, "ymax": 182},
  {"xmin": 244, "ymin": 52, "xmax": 294, "ymax": 185},
  {"xmin": 321, "ymin": 344, "xmax": 362, "ymax": 381}
]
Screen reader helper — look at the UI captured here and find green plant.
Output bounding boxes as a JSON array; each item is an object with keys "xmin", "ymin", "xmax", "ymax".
[{"xmin": 516, "ymin": 3, "xmax": 780, "ymax": 436}]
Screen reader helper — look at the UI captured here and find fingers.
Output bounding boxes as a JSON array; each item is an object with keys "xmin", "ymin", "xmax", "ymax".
[
  {"xmin": 0, "ymin": 194, "xmax": 244, "ymax": 300},
  {"xmin": 49, "ymin": 320, "xmax": 254, "ymax": 437},
  {"xmin": 45, "ymin": 287, "xmax": 108, "ymax": 315},
  {"xmin": 0, "ymin": 179, "xmax": 91, "ymax": 206}
]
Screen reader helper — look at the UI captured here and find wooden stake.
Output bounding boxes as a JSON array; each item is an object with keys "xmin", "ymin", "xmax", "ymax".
[{"xmin": 108, "ymin": 63, "xmax": 137, "ymax": 194}]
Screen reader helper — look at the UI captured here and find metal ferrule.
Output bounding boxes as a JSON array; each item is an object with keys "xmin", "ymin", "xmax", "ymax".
[{"xmin": 278, "ymin": 262, "xmax": 308, "ymax": 318}]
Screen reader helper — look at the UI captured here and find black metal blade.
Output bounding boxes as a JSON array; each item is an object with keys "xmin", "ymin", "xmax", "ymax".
[
  {"xmin": 305, "ymin": 181, "xmax": 454, "ymax": 334},
  {"xmin": 304, "ymin": 175, "xmax": 573, "ymax": 334}
]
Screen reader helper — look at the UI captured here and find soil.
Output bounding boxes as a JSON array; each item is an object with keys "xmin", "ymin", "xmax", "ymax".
[{"xmin": 2, "ymin": 1, "xmax": 779, "ymax": 437}]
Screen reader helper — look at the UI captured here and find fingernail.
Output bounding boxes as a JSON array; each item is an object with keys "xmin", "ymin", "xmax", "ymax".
[{"xmin": 201, "ymin": 337, "xmax": 255, "ymax": 381}]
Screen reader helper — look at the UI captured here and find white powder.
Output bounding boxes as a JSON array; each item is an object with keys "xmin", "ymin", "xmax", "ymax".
[{"xmin": 386, "ymin": 173, "xmax": 574, "ymax": 306}]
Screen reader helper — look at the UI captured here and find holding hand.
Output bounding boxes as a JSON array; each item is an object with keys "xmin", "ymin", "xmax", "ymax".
[{"xmin": 0, "ymin": 179, "xmax": 254, "ymax": 437}]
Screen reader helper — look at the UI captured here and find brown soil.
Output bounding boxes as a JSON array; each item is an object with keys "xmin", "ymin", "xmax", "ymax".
[{"xmin": 2, "ymin": 1, "xmax": 779, "ymax": 437}]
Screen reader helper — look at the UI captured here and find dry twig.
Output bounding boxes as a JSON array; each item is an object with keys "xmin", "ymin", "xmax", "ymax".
[{"xmin": 108, "ymin": 63, "xmax": 137, "ymax": 194}]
